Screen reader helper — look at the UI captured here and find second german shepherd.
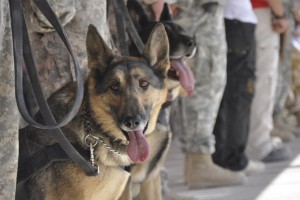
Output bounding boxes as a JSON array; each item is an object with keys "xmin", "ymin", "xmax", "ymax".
[
  {"xmin": 119, "ymin": 1, "xmax": 196, "ymax": 200},
  {"xmin": 17, "ymin": 24, "xmax": 170, "ymax": 200}
]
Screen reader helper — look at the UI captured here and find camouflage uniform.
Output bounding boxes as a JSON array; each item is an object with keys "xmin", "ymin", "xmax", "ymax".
[
  {"xmin": 0, "ymin": 1, "xmax": 19, "ymax": 199},
  {"xmin": 172, "ymin": 0, "xmax": 226, "ymax": 154},
  {"xmin": 22, "ymin": 0, "xmax": 110, "ymax": 115},
  {"xmin": 273, "ymin": 0, "xmax": 295, "ymax": 115},
  {"xmin": 0, "ymin": 0, "xmax": 109, "ymax": 199}
]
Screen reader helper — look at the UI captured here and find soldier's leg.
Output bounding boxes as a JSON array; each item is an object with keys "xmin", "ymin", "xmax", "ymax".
[
  {"xmin": 0, "ymin": 1, "xmax": 20, "ymax": 199},
  {"xmin": 272, "ymin": 14, "xmax": 300, "ymax": 140},
  {"xmin": 174, "ymin": 1, "xmax": 246, "ymax": 189},
  {"xmin": 272, "ymin": 55, "xmax": 297, "ymax": 142},
  {"xmin": 212, "ymin": 19, "xmax": 256, "ymax": 172}
]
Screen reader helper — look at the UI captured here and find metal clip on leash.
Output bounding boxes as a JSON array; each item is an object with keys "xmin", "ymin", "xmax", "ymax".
[{"xmin": 84, "ymin": 134, "xmax": 100, "ymax": 174}]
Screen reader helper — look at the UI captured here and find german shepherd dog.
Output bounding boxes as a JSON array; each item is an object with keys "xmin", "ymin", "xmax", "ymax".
[
  {"xmin": 119, "ymin": 1, "xmax": 196, "ymax": 200},
  {"xmin": 17, "ymin": 24, "xmax": 170, "ymax": 200}
]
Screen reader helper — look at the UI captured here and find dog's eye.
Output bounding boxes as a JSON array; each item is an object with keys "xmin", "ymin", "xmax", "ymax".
[
  {"xmin": 139, "ymin": 79, "xmax": 149, "ymax": 89},
  {"xmin": 110, "ymin": 84, "xmax": 120, "ymax": 92}
]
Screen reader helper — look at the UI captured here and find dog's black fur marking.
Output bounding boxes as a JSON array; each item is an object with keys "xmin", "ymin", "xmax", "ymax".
[
  {"xmin": 147, "ymin": 133, "xmax": 169, "ymax": 176},
  {"xmin": 127, "ymin": 1, "xmax": 196, "ymax": 58}
]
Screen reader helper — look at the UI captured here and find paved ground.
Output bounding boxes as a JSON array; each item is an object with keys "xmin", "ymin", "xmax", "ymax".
[{"xmin": 164, "ymin": 136, "xmax": 300, "ymax": 200}]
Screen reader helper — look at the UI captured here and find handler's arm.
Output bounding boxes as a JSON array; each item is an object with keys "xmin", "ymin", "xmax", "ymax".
[
  {"xmin": 143, "ymin": 0, "xmax": 165, "ymax": 21},
  {"xmin": 268, "ymin": 0, "xmax": 285, "ymax": 16},
  {"xmin": 268, "ymin": 0, "xmax": 289, "ymax": 33}
]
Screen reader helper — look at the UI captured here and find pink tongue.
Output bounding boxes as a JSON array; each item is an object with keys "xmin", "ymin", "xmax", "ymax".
[
  {"xmin": 170, "ymin": 58, "xmax": 195, "ymax": 96},
  {"xmin": 127, "ymin": 130, "xmax": 150, "ymax": 163}
]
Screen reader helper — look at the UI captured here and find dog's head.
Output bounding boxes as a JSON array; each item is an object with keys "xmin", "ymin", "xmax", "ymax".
[
  {"xmin": 127, "ymin": 0, "xmax": 196, "ymax": 97},
  {"xmin": 86, "ymin": 24, "xmax": 169, "ymax": 164}
]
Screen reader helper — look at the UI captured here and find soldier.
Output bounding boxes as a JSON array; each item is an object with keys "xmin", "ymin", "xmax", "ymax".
[
  {"xmin": 246, "ymin": 0, "xmax": 291, "ymax": 162},
  {"xmin": 212, "ymin": 0, "xmax": 265, "ymax": 177},
  {"xmin": 170, "ymin": 0, "xmax": 247, "ymax": 188}
]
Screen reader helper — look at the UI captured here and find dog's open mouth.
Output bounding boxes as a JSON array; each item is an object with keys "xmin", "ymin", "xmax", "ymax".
[
  {"xmin": 121, "ymin": 122, "xmax": 149, "ymax": 163},
  {"xmin": 169, "ymin": 57, "xmax": 195, "ymax": 96}
]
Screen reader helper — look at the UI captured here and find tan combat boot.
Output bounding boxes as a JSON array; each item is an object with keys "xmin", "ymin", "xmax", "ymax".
[{"xmin": 185, "ymin": 154, "xmax": 247, "ymax": 189}]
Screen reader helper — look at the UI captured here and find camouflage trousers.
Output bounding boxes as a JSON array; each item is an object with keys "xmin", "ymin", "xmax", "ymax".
[
  {"xmin": 292, "ymin": 47, "xmax": 300, "ymax": 92},
  {"xmin": 274, "ymin": 48, "xmax": 292, "ymax": 116},
  {"xmin": 0, "ymin": 1, "xmax": 19, "ymax": 199},
  {"xmin": 171, "ymin": 0, "xmax": 226, "ymax": 154},
  {"xmin": 273, "ymin": 13, "xmax": 294, "ymax": 116}
]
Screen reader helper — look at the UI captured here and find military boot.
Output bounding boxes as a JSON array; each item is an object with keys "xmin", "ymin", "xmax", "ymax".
[{"xmin": 185, "ymin": 154, "xmax": 247, "ymax": 189}]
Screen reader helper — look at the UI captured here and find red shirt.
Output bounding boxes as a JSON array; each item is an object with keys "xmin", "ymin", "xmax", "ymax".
[{"xmin": 251, "ymin": 0, "xmax": 269, "ymax": 8}]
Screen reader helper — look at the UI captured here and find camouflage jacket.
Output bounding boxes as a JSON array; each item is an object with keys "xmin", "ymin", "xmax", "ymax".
[
  {"xmin": 22, "ymin": 0, "xmax": 109, "ymax": 114},
  {"xmin": 0, "ymin": 0, "xmax": 19, "ymax": 199}
]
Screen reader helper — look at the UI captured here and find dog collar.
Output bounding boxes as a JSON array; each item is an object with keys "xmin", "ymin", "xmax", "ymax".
[{"xmin": 83, "ymin": 105, "xmax": 126, "ymax": 157}]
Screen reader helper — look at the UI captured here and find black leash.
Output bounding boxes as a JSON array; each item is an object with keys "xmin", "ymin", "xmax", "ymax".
[
  {"xmin": 111, "ymin": 0, "xmax": 129, "ymax": 55},
  {"xmin": 111, "ymin": 0, "xmax": 145, "ymax": 57},
  {"xmin": 9, "ymin": 0, "xmax": 98, "ymax": 176}
]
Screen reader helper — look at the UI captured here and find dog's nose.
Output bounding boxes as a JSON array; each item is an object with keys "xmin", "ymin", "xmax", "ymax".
[
  {"xmin": 186, "ymin": 38, "xmax": 196, "ymax": 47},
  {"xmin": 123, "ymin": 115, "xmax": 141, "ymax": 129}
]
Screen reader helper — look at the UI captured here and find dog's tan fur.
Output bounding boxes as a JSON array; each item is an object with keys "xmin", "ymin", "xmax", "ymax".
[{"xmin": 18, "ymin": 23, "xmax": 170, "ymax": 200}]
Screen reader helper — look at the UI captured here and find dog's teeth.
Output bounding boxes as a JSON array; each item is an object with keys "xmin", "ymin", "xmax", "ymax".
[
  {"xmin": 119, "ymin": 140, "xmax": 128, "ymax": 145},
  {"xmin": 112, "ymin": 138, "xmax": 128, "ymax": 145}
]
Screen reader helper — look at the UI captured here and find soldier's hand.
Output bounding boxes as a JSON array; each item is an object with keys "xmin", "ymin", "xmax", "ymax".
[{"xmin": 272, "ymin": 17, "xmax": 289, "ymax": 33}]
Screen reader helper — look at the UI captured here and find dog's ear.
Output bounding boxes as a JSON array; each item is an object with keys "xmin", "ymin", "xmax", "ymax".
[
  {"xmin": 127, "ymin": 0, "xmax": 149, "ymax": 30},
  {"xmin": 144, "ymin": 23, "xmax": 170, "ymax": 75},
  {"xmin": 159, "ymin": 3, "xmax": 172, "ymax": 21},
  {"xmin": 86, "ymin": 24, "xmax": 113, "ymax": 72}
]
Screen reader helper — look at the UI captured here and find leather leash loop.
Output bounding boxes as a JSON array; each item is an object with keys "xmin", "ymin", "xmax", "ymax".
[
  {"xmin": 15, "ymin": 0, "xmax": 84, "ymax": 130},
  {"xmin": 111, "ymin": 0, "xmax": 145, "ymax": 57},
  {"xmin": 9, "ymin": 0, "xmax": 98, "ymax": 176}
]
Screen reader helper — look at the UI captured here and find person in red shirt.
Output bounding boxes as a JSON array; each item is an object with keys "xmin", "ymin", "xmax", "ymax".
[
  {"xmin": 251, "ymin": 0, "xmax": 269, "ymax": 8},
  {"xmin": 246, "ymin": 0, "xmax": 291, "ymax": 162}
]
